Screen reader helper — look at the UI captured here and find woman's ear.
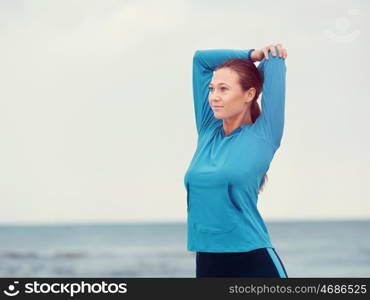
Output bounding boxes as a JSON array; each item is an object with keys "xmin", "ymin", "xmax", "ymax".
[{"xmin": 244, "ymin": 87, "xmax": 256, "ymax": 103}]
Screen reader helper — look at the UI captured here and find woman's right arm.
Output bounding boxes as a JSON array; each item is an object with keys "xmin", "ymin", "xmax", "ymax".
[{"xmin": 192, "ymin": 49, "xmax": 255, "ymax": 136}]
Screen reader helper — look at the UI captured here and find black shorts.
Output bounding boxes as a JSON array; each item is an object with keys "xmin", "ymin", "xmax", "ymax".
[{"xmin": 196, "ymin": 247, "xmax": 288, "ymax": 278}]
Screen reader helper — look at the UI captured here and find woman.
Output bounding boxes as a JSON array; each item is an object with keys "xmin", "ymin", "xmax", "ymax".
[{"xmin": 183, "ymin": 44, "xmax": 289, "ymax": 278}]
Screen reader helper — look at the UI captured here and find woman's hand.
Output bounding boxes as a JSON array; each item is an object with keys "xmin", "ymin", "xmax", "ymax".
[{"xmin": 250, "ymin": 44, "xmax": 287, "ymax": 62}]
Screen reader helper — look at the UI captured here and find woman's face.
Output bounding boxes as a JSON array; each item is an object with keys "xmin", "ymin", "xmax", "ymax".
[{"xmin": 208, "ymin": 67, "xmax": 255, "ymax": 120}]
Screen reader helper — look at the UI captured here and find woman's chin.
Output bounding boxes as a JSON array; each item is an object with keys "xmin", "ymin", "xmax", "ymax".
[{"xmin": 213, "ymin": 112, "xmax": 223, "ymax": 119}]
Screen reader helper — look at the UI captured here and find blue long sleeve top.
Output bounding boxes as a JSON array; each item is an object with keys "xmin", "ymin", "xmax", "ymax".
[{"xmin": 183, "ymin": 48, "xmax": 286, "ymax": 252}]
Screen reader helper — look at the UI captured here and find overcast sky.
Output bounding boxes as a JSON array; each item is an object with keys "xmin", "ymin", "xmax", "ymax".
[{"xmin": 0, "ymin": 0, "xmax": 369, "ymax": 225}]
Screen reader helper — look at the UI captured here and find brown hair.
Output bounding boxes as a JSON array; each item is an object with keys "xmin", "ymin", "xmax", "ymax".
[{"xmin": 215, "ymin": 58, "xmax": 268, "ymax": 194}]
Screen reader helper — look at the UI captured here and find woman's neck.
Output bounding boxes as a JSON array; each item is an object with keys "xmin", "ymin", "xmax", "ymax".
[{"xmin": 222, "ymin": 110, "xmax": 252, "ymax": 136}]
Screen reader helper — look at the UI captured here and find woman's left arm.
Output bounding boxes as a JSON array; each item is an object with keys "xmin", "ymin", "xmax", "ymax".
[{"xmin": 253, "ymin": 44, "xmax": 287, "ymax": 149}]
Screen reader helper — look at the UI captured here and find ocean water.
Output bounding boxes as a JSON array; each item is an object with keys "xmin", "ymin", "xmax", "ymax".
[{"xmin": 0, "ymin": 220, "xmax": 369, "ymax": 278}]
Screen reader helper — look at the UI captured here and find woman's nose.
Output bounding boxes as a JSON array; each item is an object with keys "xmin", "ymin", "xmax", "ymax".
[{"xmin": 210, "ymin": 93, "xmax": 221, "ymax": 101}]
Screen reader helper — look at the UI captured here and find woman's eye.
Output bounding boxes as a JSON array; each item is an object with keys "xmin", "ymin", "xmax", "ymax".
[{"xmin": 209, "ymin": 87, "xmax": 227, "ymax": 91}]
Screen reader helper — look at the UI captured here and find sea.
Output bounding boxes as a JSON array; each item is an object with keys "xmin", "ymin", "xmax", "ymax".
[{"xmin": 0, "ymin": 220, "xmax": 369, "ymax": 278}]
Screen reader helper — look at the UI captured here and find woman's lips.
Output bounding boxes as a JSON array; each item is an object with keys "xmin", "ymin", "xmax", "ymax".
[{"xmin": 212, "ymin": 106, "xmax": 223, "ymax": 109}]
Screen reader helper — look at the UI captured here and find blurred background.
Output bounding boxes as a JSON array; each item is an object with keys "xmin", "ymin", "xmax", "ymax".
[{"xmin": 0, "ymin": 0, "xmax": 369, "ymax": 277}]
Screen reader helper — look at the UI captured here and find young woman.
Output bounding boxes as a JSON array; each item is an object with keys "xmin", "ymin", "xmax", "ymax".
[{"xmin": 183, "ymin": 44, "xmax": 289, "ymax": 278}]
